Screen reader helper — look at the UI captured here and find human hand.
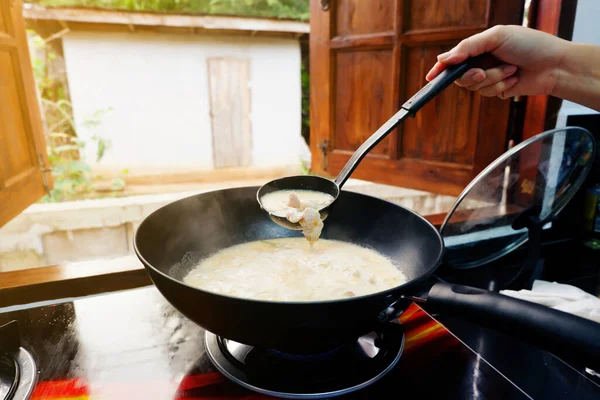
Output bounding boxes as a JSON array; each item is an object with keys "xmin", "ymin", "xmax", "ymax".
[{"xmin": 426, "ymin": 25, "xmax": 570, "ymax": 99}]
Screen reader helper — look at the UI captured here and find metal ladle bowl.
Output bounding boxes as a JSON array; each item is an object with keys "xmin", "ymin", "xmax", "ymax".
[
  {"xmin": 256, "ymin": 175, "xmax": 338, "ymax": 230},
  {"xmin": 257, "ymin": 56, "xmax": 485, "ymax": 230}
]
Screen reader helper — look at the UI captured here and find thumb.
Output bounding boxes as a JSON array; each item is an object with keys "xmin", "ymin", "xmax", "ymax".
[{"xmin": 425, "ymin": 45, "xmax": 472, "ymax": 81}]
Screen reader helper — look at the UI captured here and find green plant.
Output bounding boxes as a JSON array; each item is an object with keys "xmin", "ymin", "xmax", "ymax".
[
  {"xmin": 300, "ymin": 160, "xmax": 309, "ymax": 175},
  {"xmin": 28, "ymin": 29, "xmax": 124, "ymax": 202},
  {"xmin": 41, "ymin": 107, "xmax": 118, "ymax": 202},
  {"xmin": 300, "ymin": 61, "xmax": 309, "ymax": 135},
  {"xmin": 43, "ymin": 133, "xmax": 94, "ymax": 202}
]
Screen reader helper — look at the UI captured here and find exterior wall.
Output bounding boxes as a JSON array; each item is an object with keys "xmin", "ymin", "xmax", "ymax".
[{"xmin": 62, "ymin": 31, "xmax": 302, "ymax": 170}]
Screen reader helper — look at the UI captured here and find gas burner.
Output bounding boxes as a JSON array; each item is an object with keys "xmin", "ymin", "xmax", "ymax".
[
  {"xmin": 205, "ymin": 323, "xmax": 405, "ymax": 399},
  {"xmin": 0, "ymin": 322, "xmax": 38, "ymax": 400}
]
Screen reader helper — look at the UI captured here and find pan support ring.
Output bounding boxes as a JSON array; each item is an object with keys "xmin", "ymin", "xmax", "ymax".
[{"xmin": 204, "ymin": 324, "xmax": 405, "ymax": 399}]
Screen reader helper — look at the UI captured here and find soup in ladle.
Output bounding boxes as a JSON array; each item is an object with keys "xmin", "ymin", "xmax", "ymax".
[{"xmin": 259, "ymin": 189, "xmax": 334, "ymax": 244}]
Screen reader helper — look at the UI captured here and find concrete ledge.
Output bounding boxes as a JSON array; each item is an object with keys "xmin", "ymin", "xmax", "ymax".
[{"xmin": 0, "ymin": 178, "xmax": 456, "ymax": 272}]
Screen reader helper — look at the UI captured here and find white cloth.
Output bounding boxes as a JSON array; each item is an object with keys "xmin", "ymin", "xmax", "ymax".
[{"xmin": 500, "ymin": 280, "xmax": 600, "ymax": 324}]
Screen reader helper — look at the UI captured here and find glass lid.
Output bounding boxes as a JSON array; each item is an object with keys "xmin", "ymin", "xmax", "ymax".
[{"xmin": 440, "ymin": 127, "xmax": 595, "ymax": 269}]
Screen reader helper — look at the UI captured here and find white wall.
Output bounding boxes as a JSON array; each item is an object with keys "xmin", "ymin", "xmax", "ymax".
[{"xmin": 62, "ymin": 31, "xmax": 302, "ymax": 170}]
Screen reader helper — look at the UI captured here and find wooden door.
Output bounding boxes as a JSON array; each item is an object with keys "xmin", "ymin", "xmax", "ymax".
[
  {"xmin": 207, "ymin": 58, "xmax": 252, "ymax": 169},
  {"xmin": 310, "ymin": 0, "xmax": 525, "ymax": 196},
  {"xmin": 0, "ymin": 0, "xmax": 52, "ymax": 228}
]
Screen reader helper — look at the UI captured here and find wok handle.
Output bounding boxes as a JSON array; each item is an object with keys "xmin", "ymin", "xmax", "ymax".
[{"xmin": 426, "ymin": 283, "xmax": 600, "ymax": 371}]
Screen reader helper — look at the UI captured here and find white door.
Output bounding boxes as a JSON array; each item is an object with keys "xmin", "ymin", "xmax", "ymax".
[{"xmin": 207, "ymin": 57, "xmax": 252, "ymax": 168}]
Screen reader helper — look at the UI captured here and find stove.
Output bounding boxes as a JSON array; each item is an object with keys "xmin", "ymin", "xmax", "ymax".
[
  {"xmin": 203, "ymin": 323, "xmax": 405, "ymax": 399},
  {"xmin": 0, "ymin": 263, "xmax": 598, "ymax": 400},
  {"xmin": 0, "ymin": 322, "xmax": 36, "ymax": 400}
]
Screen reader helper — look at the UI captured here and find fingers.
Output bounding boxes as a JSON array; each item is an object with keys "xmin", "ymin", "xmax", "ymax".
[
  {"xmin": 436, "ymin": 63, "xmax": 519, "ymax": 99},
  {"xmin": 480, "ymin": 76, "xmax": 519, "ymax": 98},
  {"xmin": 454, "ymin": 68, "xmax": 486, "ymax": 87},
  {"xmin": 497, "ymin": 77, "xmax": 521, "ymax": 99},
  {"xmin": 464, "ymin": 64, "xmax": 517, "ymax": 90},
  {"xmin": 426, "ymin": 25, "xmax": 511, "ymax": 81}
]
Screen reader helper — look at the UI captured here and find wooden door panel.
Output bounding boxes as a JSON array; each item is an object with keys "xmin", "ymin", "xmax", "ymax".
[
  {"xmin": 310, "ymin": 0, "xmax": 524, "ymax": 196},
  {"xmin": 334, "ymin": 49, "xmax": 394, "ymax": 155},
  {"xmin": 0, "ymin": 52, "xmax": 36, "ymax": 176},
  {"xmin": 328, "ymin": 153, "xmax": 474, "ymax": 195},
  {"xmin": 0, "ymin": 0, "xmax": 52, "ymax": 228},
  {"xmin": 473, "ymin": 95, "xmax": 512, "ymax": 174},
  {"xmin": 335, "ymin": 0, "xmax": 395, "ymax": 37},
  {"xmin": 401, "ymin": 45, "xmax": 478, "ymax": 164},
  {"xmin": 0, "ymin": 9, "xmax": 5, "ymax": 32},
  {"xmin": 404, "ymin": 0, "xmax": 489, "ymax": 32}
]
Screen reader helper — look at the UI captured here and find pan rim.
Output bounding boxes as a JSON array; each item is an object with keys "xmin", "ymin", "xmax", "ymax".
[{"xmin": 133, "ymin": 186, "xmax": 445, "ymax": 306}]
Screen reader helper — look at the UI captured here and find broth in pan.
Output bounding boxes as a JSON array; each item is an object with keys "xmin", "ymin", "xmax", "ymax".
[{"xmin": 183, "ymin": 238, "xmax": 407, "ymax": 302}]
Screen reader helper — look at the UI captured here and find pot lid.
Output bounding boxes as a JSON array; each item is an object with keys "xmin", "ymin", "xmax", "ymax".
[{"xmin": 440, "ymin": 126, "xmax": 595, "ymax": 269}]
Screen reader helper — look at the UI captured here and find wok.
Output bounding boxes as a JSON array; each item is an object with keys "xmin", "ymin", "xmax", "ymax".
[{"xmin": 134, "ymin": 186, "xmax": 600, "ymax": 370}]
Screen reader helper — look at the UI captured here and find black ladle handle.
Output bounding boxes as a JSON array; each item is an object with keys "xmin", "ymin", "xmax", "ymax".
[
  {"xmin": 334, "ymin": 55, "xmax": 484, "ymax": 188},
  {"xmin": 427, "ymin": 283, "xmax": 600, "ymax": 371}
]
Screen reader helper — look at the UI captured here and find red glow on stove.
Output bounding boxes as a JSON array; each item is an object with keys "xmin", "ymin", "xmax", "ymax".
[{"xmin": 32, "ymin": 379, "xmax": 89, "ymax": 399}]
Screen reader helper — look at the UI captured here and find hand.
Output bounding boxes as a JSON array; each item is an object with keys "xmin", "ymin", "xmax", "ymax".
[{"xmin": 425, "ymin": 25, "xmax": 570, "ymax": 99}]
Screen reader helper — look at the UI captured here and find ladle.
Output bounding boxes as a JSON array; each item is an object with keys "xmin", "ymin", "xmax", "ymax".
[{"xmin": 258, "ymin": 56, "xmax": 485, "ymax": 230}]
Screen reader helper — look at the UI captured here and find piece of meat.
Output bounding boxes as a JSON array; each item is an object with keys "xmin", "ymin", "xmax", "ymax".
[
  {"xmin": 285, "ymin": 192, "xmax": 324, "ymax": 244},
  {"xmin": 298, "ymin": 208, "xmax": 324, "ymax": 244},
  {"xmin": 288, "ymin": 192, "xmax": 303, "ymax": 209},
  {"xmin": 286, "ymin": 208, "xmax": 304, "ymax": 223}
]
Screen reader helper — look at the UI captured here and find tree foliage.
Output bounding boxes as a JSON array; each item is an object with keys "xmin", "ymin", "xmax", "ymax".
[{"xmin": 29, "ymin": 0, "xmax": 309, "ymax": 21}]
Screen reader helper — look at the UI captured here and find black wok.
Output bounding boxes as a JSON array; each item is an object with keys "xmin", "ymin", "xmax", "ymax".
[{"xmin": 134, "ymin": 186, "xmax": 600, "ymax": 370}]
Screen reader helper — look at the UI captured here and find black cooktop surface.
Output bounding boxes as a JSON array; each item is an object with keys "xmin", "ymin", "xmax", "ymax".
[{"xmin": 0, "ymin": 281, "xmax": 598, "ymax": 400}]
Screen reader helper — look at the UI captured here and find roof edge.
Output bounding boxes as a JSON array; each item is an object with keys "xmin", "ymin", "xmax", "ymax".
[{"xmin": 22, "ymin": 3, "xmax": 310, "ymax": 34}]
